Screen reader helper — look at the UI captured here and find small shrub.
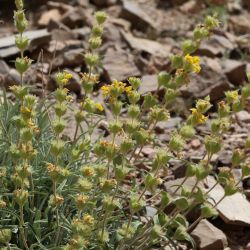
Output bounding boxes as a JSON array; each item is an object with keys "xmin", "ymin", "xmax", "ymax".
[{"xmin": 0, "ymin": 1, "xmax": 249, "ymax": 249}]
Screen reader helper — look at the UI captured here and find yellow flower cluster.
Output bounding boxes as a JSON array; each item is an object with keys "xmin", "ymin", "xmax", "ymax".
[
  {"xmin": 190, "ymin": 108, "xmax": 207, "ymax": 125},
  {"xmin": 56, "ymin": 71, "xmax": 73, "ymax": 86},
  {"xmin": 184, "ymin": 54, "xmax": 201, "ymax": 73},
  {"xmin": 101, "ymin": 80, "xmax": 133, "ymax": 98}
]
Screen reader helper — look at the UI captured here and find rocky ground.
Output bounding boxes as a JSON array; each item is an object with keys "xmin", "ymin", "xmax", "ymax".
[{"xmin": 1, "ymin": 0, "xmax": 250, "ymax": 249}]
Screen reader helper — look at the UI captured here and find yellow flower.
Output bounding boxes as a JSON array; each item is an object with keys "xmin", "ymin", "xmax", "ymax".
[
  {"xmin": 95, "ymin": 103, "xmax": 104, "ymax": 112},
  {"xmin": 184, "ymin": 54, "xmax": 201, "ymax": 73},
  {"xmin": 101, "ymin": 85, "xmax": 110, "ymax": 97},
  {"xmin": 190, "ymin": 108, "xmax": 207, "ymax": 124},
  {"xmin": 83, "ymin": 214, "xmax": 94, "ymax": 225},
  {"xmin": 225, "ymin": 90, "xmax": 238, "ymax": 103}
]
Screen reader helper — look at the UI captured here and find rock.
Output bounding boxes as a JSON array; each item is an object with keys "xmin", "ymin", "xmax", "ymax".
[
  {"xmin": 0, "ymin": 60, "xmax": 10, "ymax": 75},
  {"xmin": 155, "ymin": 117, "xmax": 183, "ymax": 133},
  {"xmin": 165, "ymin": 176, "xmax": 250, "ymax": 226},
  {"xmin": 180, "ymin": 58, "xmax": 232, "ymax": 102},
  {"xmin": 142, "ymin": 147, "xmax": 155, "ymax": 158},
  {"xmin": 5, "ymin": 69, "xmax": 21, "ymax": 87},
  {"xmin": 246, "ymin": 242, "xmax": 250, "ymax": 250},
  {"xmin": 121, "ymin": 31, "xmax": 171, "ymax": 56},
  {"xmin": 102, "ymin": 47, "xmax": 140, "ymax": 82},
  {"xmin": 196, "ymin": 35, "xmax": 235, "ymax": 58},
  {"xmin": 222, "ymin": 59, "xmax": 246, "ymax": 86},
  {"xmin": 120, "ymin": 0, "xmax": 157, "ymax": 32},
  {"xmin": 140, "ymin": 74, "xmax": 157, "ymax": 94},
  {"xmin": 51, "ymin": 29, "xmax": 77, "ymax": 41},
  {"xmin": 236, "ymin": 111, "xmax": 250, "ymax": 123},
  {"xmin": 61, "ymin": 8, "xmax": 84, "ymax": 28},
  {"xmin": 62, "ymin": 48, "xmax": 85, "ymax": 68},
  {"xmin": 47, "ymin": 19, "xmax": 71, "ymax": 32},
  {"xmin": 146, "ymin": 206, "xmax": 157, "ymax": 217},
  {"xmin": 242, "ymin": 0, "xmax": 250, "ymax": 10},
  {"xmin": 0, "ymin": 29, "xmax": 51, "ymax": 58},
  {"xmin": 191, "ymin": 219, "xmax": 228, "ymax": 250},
  {"xmin": 179, "ymin": 0, "xmax": 203, "ymax": 14},
  {"xmin": 229, "ymin": 13, "xmax": 250, "ymax": 35},
  {"xmin": 191, "ymin": 139, "xmax": 201, "ymax": 149},
  {"xmin": 90, "ymin": 0, "xmax": 117, "ymax": 7},
  {"xmin": 38, "ymin": 9, "xmax": 62, "ymax": 26}
]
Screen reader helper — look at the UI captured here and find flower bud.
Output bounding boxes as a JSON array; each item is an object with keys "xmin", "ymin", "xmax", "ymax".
[
  {"xmin": 211, "ymin": 119, "xmax": 220, "ymax": 134},
  {"xmin": 14, "ymin": 189, "xmax": 28, "ymax": 206},
  {"xmin": 15, "ymin": 0, "xmax": 24, "ymax": 10},
  {"xmin": 100, "ymin": 179, "xmax": 117, "ymax": 192},
  {"xmin": 125, "ymin": 119, "xmax": 140, "ymax": 134},
  {"xmin": 160, "ymin": 191, "xmax": 171, "ymax": 208},
  {"xmin": 158, "ymin": 71, "xmax": 171, "ymax": 87},
  {"xmin": 143, "ymin": 93, "xmax": 157, "ymax": 109},
  {"xmin": 16, "ymin": 164, "xmax": 31, "ymax": 179},
  {"xmin": 128, "ymin": 77, "xmax": 141, "ymax": 90},
  {"xmin": 75, "ymin": 194, "xmax": 89, "ymax": 210},
  {"xmin": 127, "ymin": 91, "xmax": 140, "ymax": 104},
  {"xmin": 232, "ymin": 100, "xmax": 243, "ymax": 112},
  {"xmin": 74, "ymin": 110, "xmax": 84, "ymax": 123},
  {"xmin": 95, "ymin": 11, "xmax": 107, "ymax": 25},
  {"xmin": 83, "ymin": 98, "xmax": 96, "ymax": 113},
  {"xmin": 152, "ymin": 150, "xmax": 171, "ymax": 170},
  {"xmin": 20, "ymin": 127, "xmax": 33, "ymax": 142},
  {"xmin": 242, "ymin": 164, "xmax": 250, "ymax": 177},
  {"xmin": 84, "ymin": 53, "xmax": 99, "ymax": 67},
  {"xmin": 15, "ymin": 35, "xmax": 29, "ymax": 52},
  {"xmin": 120, "ymin": 138, "xmax": 134, "ymax": 154},
  {"xmin": 110, "ymin": 101, "xmax": 122, "ymax": 116},
  {"xmin": 242, "ymin": 84, "xmax": 250, "ymax": 99},
  {"xmin": 128, "ymin": 104, "xmax": 140, "ymax": 119},
  {"xmin": 115, "ymin": 165, "xmax": 130, "ymax": 182},
  {"xmin": 174, "ymin": 196, "xmax": 189, "ymax": 211},
  {"xmin": 218, "ymin": 101, "xmax": 230, "ymax": 118},
  {"xmin": 224, "ymin": 180, "xmax": 238, "ymax": 196},
  {"xmin": 182, "ymin": 40, "xmax": 197, "ymax": 55},
  {"xmin": 130, "ymin": 193, "xmax": 145, "ymax": 213},
  {"xmin": 89, "ymin": 36, "xmax": 102, "ymax": 50},
  {"xmin": 14, "ymin": 10, "xmax": 28, "ymax": 33},
  {"xmin": 0, "ymin": 199, "xmax": 6, "ymax": 208},
  {"xmin": 205, "ymin": 15, "xmax": 219, "ymax": 29},
  {"xmin": 55, "ymin": 88, "xmax": 68, "ymax": 103},
  {"xmin": 196, "ymin": 96, "xmax": 211, "ymax": 114},
  {"xmin": 0, "ymin": 229, "xmax": 11, "ymax": 244},
  {"xmin": 169, "ymin": 134, "xmax": 185, "ymax": 152},
  {"xmin": 78, "ymin": 178, "xmax": 93, "ymax": 192},
  {"xmin": 225, "ymin": 90, "xmax": 239, "ymax": 104},
  {"xmin": 201, "ymin": 203, "xmax": 218, "ymax": 218},
  {"xmin": 164, "ymin": 88, "xmax": 178, "ymax": 104},
  {"xmin": 9, "ymin": 85, "xmax": 28, "ymax": 100},
  {"xmin": 232, "ymin": 149, "xmax": 245, "ymax": 167},
  {"xmin": 180, "ymin": 125, "xmax": 195, "ymax": 139},
  {"xmin": 53, "ymin": 119, "xmax": 66, "ymax": 134},
  {"xmin": 204, "ymin": 136, "xmax": 221, "ymax": 154},
  {"xmin": 193, "ymin": 26, "xmax": 209, "ymax": 40},
  {"xmin": 98, "ymin": 230, "xmax": 109, "ymax": 243},
  {"xmin": 15, "ymin": 57, "xmax": 32, "ymax": 74},
  {"xmin": 185, "ymin": 163, "xmax": 197, "ymax": 177},
  {"xmin": 195, "ymin": 164, "xmax": 212, "ymax": 181},
  {"xmin": 132, "ymin": 129, "xmax": 149, "ymax": 146},
  {"xmin": 149, "ymin": 107, "xmax": 170, "ymax": 122},
  {"xmin": 145, "ymin": 173, "xmax": 159, "ymax": 193},
  {"xmin": 103, "ymin": 196, "xmax": 120, "ymax": 212},
  {"xmin": 92, "ymin": 24, "xmax": 103, "ymax": 37},
  {"xmin": 171, "ymin": 55, "xmax": 183, "ymax": 69},
  {"xmin": 49, "ymin": 194, "xmax": 64, "ymax": 207},
  {"xmin": 50, "ymin": 139, "xmax": 65, "ymax": 156}
]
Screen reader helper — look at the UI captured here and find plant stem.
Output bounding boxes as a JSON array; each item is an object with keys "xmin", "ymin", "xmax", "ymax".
[{"xmin": 20, "ymin": 205, "xmax": 29, "ymax": 250}]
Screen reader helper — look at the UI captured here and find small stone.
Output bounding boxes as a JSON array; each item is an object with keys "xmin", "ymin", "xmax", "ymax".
[
  {"xmin": 121, "ymin": 31, "xmax": 171, "ymax": 56},
  {"xmin": 236, "ymin": 111, "xmax": 250, "ymax": 123},
  {"xmin": 229, "ymin": 13, "xmax": 250, "ymax": 35},
  {"xmin": 38, "ymin": 9, "xmax": 62, "ymax": 26},
  {"xmin": 246, "ymin": 242, "xmax": 250, "ymax": 250},
  {"xmin": 102, "ymin": 47, "xmax": 140, "ymax": 82},
  {"xmin": 146, "ymin": 206, "xmax": 157, "ymax": 217},
  {"xmin": 222, "ymin": 59, "xmax": 246, "ymax": 86},
  {"xmin": 191, "ymin": 219, "xmax": 228, "ymax": 250},
  {"xmin": 120, "ymin": 0, "xmax": 157, "ymax": 32},
  {"xmin": 191, "ymin": 139, "xmax": 201, "ymax": 149},
  {"xmin": 140, "ymin": 75, "xmax": 157, "ymax": 94}
]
